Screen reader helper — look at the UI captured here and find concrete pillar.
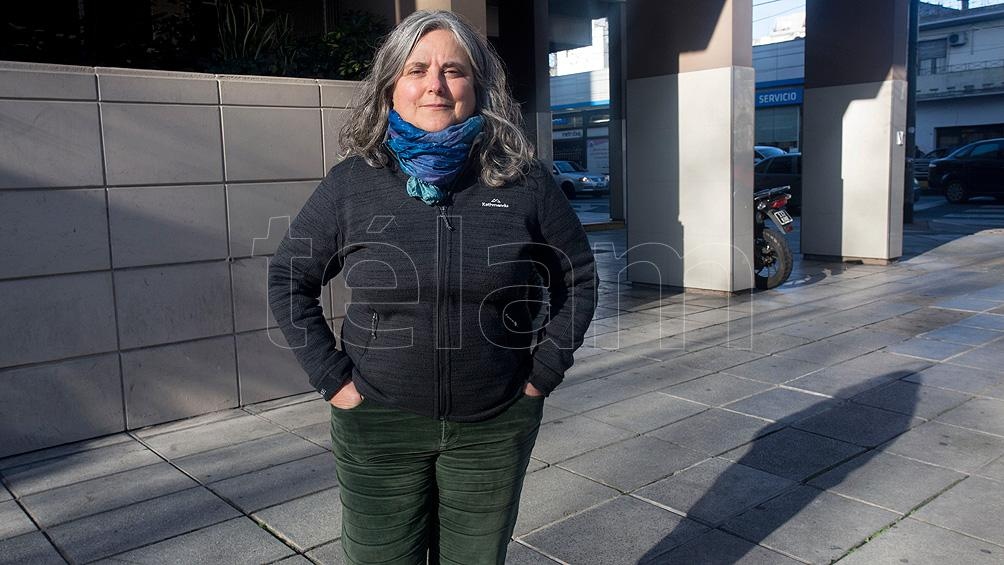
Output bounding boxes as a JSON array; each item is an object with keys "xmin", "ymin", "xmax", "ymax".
[
  {"xmin": 607, "ymin": 0, "xmax": 627, "ymax": 222},
  {"xmin": 493, "ymin": 0, "xmax": 552, "ymax": 162},
  {"xmin": 802, "ymin": 0, "xmax": 908, "ymax": 263},
  {"xmin": 624, "ymin": 0, "xmax": 754, "ymax": 292},
  {"xmin": 409, "ymin": 0, "xmax": 487, "ymax": 34}
]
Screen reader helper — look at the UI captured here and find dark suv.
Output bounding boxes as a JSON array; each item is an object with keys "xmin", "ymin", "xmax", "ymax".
[
  {"xmin": 755, "ymin": 153, "xmax": 802, "ymax": 213},
  {"xmin": 928, "ymin": 138, "xmax": 1004, "ymax": 203}
]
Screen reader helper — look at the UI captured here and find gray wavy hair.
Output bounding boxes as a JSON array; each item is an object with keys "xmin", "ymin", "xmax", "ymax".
[{"xmin": 338, "ymin": 10, "xmax": 535, "ymax": 187}]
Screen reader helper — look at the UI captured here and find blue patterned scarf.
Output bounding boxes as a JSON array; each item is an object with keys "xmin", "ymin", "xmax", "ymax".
[{"xmin": 386, "ymin": 110, "xmax": 484, "ymax": 205}]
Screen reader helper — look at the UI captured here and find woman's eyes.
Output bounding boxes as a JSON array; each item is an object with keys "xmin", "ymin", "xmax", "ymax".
[{"xmin": 406, "ymin": 67, "xmax": 464, "ymax": 77}]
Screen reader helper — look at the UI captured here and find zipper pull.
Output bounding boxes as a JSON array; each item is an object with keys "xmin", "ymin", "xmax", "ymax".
[
  {"xmin": 439, "ymin": 205, "xmax": 455, "ymax": 231},
  {"xmin": 370, "ymin": 312, "xmax": 378, "ymax": 339}
]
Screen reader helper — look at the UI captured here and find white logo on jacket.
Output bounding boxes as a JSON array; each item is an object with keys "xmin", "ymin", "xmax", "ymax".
[{"xmin": 481, "ymin": 198, "xmax": 509, "ymax": 208}]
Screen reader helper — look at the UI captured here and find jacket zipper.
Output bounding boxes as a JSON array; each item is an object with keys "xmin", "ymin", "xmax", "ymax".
[
  {"xmin": 433, "ymin": 147, "xmax": 475, "ymax": 420},
  {"xmin": 370, "ymin": 311, "xmax": 379, "ymax": 340}
]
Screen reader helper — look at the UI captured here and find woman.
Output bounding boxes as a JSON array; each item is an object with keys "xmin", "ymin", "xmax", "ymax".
[{"xmin": 268, "ymin": 10, "xmax": 596, "ymax": 564}]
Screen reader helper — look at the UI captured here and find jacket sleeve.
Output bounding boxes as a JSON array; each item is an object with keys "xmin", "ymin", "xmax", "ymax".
[
  {"xmin": 267, "ymin": 176, "xmax": 353, "ymax": 401},
  {"xmin": 529, "ymin": 168, "xmax": 599, "ymax": 395}
]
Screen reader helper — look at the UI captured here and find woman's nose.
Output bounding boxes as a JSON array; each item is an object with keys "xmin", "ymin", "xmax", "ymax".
[{"xmin": 425, "ymin": 71, "xmax": 446, "ymax": 94}]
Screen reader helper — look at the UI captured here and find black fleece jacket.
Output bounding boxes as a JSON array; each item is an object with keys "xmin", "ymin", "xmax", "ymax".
[{"xmin": 267, "ymin": 155, "xmax": 597, "ymax": 422}]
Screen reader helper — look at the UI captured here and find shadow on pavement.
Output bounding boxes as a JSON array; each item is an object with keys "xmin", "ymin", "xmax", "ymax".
[{"xmin": 640, "ymin": 373, "xmax": 920, "ymax": 564}]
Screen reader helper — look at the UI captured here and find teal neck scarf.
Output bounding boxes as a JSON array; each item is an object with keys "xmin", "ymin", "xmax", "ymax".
[{"xmin": 386, "ymin": 110, "xmax": 484, "ymax": 205}]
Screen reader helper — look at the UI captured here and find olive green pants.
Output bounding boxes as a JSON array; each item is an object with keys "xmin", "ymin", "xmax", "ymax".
[{"xmin": 329, "ymin": 394, "xmax": 545, "ymax": 565}]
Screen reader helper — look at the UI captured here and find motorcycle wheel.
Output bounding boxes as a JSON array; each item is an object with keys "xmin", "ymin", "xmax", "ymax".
[{"xmin": 755, "ymin": 227, "xmax": 793, "ymax": 290}]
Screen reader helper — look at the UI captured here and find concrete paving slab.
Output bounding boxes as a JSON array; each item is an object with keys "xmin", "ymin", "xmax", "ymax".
[
  {"xmin": 727, "ymin": 332, "xmax": 812, "ymax": 355},
  {"xmin": 774, "ymin": 339, "xmax": 879, "ymax": 367},
  {"xmin": 132, "ymin": 409, "xmax": 246, "ymax": 439},
  {"xmin": 0, "ymin": 484, "xmax": 10, "ymax": 502},
  {"xmin": 838, "ymin": 518, "xmax": 1004, "ymax": 565},
  {"xmin": 957, "ymin": 313, "xmax": 1004, "ymax": 331},
  {"xmin": 882, "ymin": 421, "xmax": 1004, "ymax": 473},
  {"xmin": 243, "ymin": 393, "xmax": 316, "ymax": 414},
  {"xmin": 936, "ymin": 398, "xmax": 1004, "ymax": 436},
  {"xmin": 0, "ymin": 500, "xmax": 36, "ymax": 541},
  {"xmin": 173, "ymin": 431, "xmax": 326, "ymax": 483},
  {"xmin": 600, "ymin": 361, "xmax": 710, "ymax": 393},
  {"xmin": 947, "ymin": 343, "xmax": 1004, "ymax": 372},
  {"xmin": 977, "ymin": 454, "xmax": 1004, "ymax": 482},
  {"xmin": 646, "ymin": 409, "xmax": 781, "ymax": 455},
  {"xmin": 561, "ymin": 350, "xmax": 658, "ymax": 384},
  {"xmin": 142, "ymin": 414, "xmax": 286, "ymax": 459},
  {"xmin": 274, "ymin": 556, "xmax": 315, "ymax": 565},
  {"xmin": 662, "ymin": 373, "xmax": 773, "ymax": 406},
  {"xmin": 673, "ymin": 347, "xmax": 765, "ymax": 373},
  {"xmin": 558, "ymin": 436, "xmax": 706, "ymax": 492},
  {"xmin": 20, "ymin": 461, "xmax": 197, "ymax": 527},
  {"xmin": 256, "ymin": 399, "xmax": 329, "ymax": 430},
  {"xmin": 655, "ymin": 528, "xmax": 803, "ymax": 564},
  {"xmin": 540, "ymin": 403, "xmax": 574, "ymax": 425},
  {"xmin": 289, "ymin": 421, "xmax": 330, "ymax": 447},
  {"xmin": 833, "ymin": 350, "xmax": 933, "ymax": 378},
  {"xmin": 0, "ymin": 433, "xmax": 133, "ymax": 471},
  {"xmin": 207, "ymin": 452, "xmax": 337, "ymax": 513},
  {"xmin": 0, "ymin": 531, "xmax": 64, "ymax": 565},
  {"xmin": 887, "ymin": 338, "xmax": 973, "ymax": 361},
  {"xmin": 869, "ymin": 307, "xmax": 972, "ymax": 335},
  {"xmin": 852, "ymin": 380, "xmax": 972, "ymax": 420},
  {"xmin": 95, "ymin": 517, "xmax": 294, "ymax": 564},
  {"xmin": 252, "ymin": 487, "xmax": 341, "ymax": 551},
  {"xmin": 548, "ymin": 374, "xmax": 655, "ymax": 414},
  {"xmin": 1, "ymin": 440, "xmax": 159, "ymax": 496},
  {"xmin": 526, "ymin": 458, "xmax": 548, "ymax": 474},
  {"xmin": 513, "ymin": 467, "xmax": 618, "ymax": 536},
  {"xmin": 504, "ymin": 541, "xmax": 559, "ymax": 564},
  {"xmin": 583, "ymin": 392, "xmax": 706, "ymax": 434},
  {"xmin": 808, "ymin": 451, "xmax": 964, "ymax": 513},
  {"xmin": 634, "ymin": 458, "xmax": 793, "ymax": 526},
  {"xmin": 521, "ymin": 496, "xmax": 707, "ymax": 565},
  {"xmin": 721, "ymin": 486, "xmax": 899, "ymax": 564},
  {"xmin": 933, "ymin": 297, "xmax": 1002, "ymax": 312},
  {"xmin": 792, "ymin": 403, "xmax": 922, "ymax": 448},
  {"xmin": 724, "ymin": 388, "xmax": 839, "ymax": 424},
  {"xmin": 305, "ymin": 539, "xmax": 345, "ymax": 564},
  {"xmin": 786, "ymin": 365, "xmax": 897, "ymax": 399},
  {"xmin": 530, "ymin": 415, "xmax": 636, "ymax": 464},
  {"xmin": 905, "ymin": 363, "xmax": 1002, "ymax": 394},
  {"xmin": 722, "ymin": 356, "xmax": 823, "ymax": 384},
  {"xmin": 722, "ymin": 427, "xmax": 864, "ymax": 482},
  {"xmin": 922, "ymin": 324, "xmax": 1004, "ymax": 346},
  {"xmin": 47, "ymin": 487, "xmax": 239, "ymax": 563},
  {"xmin": 912, "ymin": 476, "xmax": 1004, "ymax": 546}
]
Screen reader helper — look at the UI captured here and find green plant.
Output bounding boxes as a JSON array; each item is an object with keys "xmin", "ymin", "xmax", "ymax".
[
  {"xmin": 299, "ymin": 10, "xmax": 388, "ymax": 80},
  {"xmin": 214, "ymin": 0, "xmax": 297, "ymax": 75}
]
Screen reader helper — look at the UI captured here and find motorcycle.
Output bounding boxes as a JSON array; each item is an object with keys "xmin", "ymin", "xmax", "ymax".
[{"xmin": 754, "ymin": 185, "xmax": 795, "ymax": 289}]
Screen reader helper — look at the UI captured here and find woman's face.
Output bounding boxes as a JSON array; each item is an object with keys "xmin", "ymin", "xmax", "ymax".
[{"xmin": 392, "ymin": 29, "xmax": 476, "ymax": 132}]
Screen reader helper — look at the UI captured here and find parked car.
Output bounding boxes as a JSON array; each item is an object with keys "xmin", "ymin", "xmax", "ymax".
[
  {"xmin": 912, "ymin": 147, "xmax": 953, "ymax": 181},
  {"xmin": 551, "ymin": 160, "xmax": 608, "ymax": 199},
  {"xmin": 754, "ymin": 145, "xmax": 786, "ymax": 164},
  {"xmin": 755, "ymin": 153, "xmax": 802, "ymax": 214},
  {"xmin": 927, "ymin": 138, "xmax": 1004, "ymax": 203}
]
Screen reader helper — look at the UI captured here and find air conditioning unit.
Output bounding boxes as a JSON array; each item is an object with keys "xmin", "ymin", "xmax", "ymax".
[{"xmin": 949, "ymin": 32, "xmax": 968, "ymax": 46}]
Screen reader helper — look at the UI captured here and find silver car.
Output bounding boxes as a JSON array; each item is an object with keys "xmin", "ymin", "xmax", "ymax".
[{"xmin": 551, "ymin": 160, "xmax": 609, "ymax": 199}]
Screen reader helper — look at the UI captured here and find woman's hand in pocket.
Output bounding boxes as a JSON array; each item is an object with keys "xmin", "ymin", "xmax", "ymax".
[
  {"xmin": 523, "ymin": 382, "xmax": 545, "ymax": 398},
  {"xmin": 330, "ymin": 380, "xmax": 364, "ymax": 409}
]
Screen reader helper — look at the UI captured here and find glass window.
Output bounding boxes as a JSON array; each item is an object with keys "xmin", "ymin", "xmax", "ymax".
[
  {"xmin": 755, "ymin": 159, "xmax": 770, "ymax": 173},
  {"xmin": 969, "ymin": 142, "xmax": 1001, "ymax": 159},
  {"xmin": 766, "ymin": 156, "xmax": 795, "ymax": 174},
  {"xmin": 554, "ymin": 161, "xmax": 585, "ymax": 173}
]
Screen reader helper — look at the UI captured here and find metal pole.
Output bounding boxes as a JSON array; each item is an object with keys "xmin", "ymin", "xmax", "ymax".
[{"xmin": 905, "ymin": 0, "xmax": 919, "ymax": 224}]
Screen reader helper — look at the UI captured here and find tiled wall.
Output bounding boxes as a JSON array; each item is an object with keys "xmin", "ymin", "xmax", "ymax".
[{"xmin": 0, "ymin": 61, "xmax": 358, "ymax": 457}]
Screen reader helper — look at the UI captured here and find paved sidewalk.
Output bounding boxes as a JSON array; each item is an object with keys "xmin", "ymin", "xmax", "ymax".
[{"xmin": 2, "ymin": 200, "xmax": 1004, "ymax": 564}]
